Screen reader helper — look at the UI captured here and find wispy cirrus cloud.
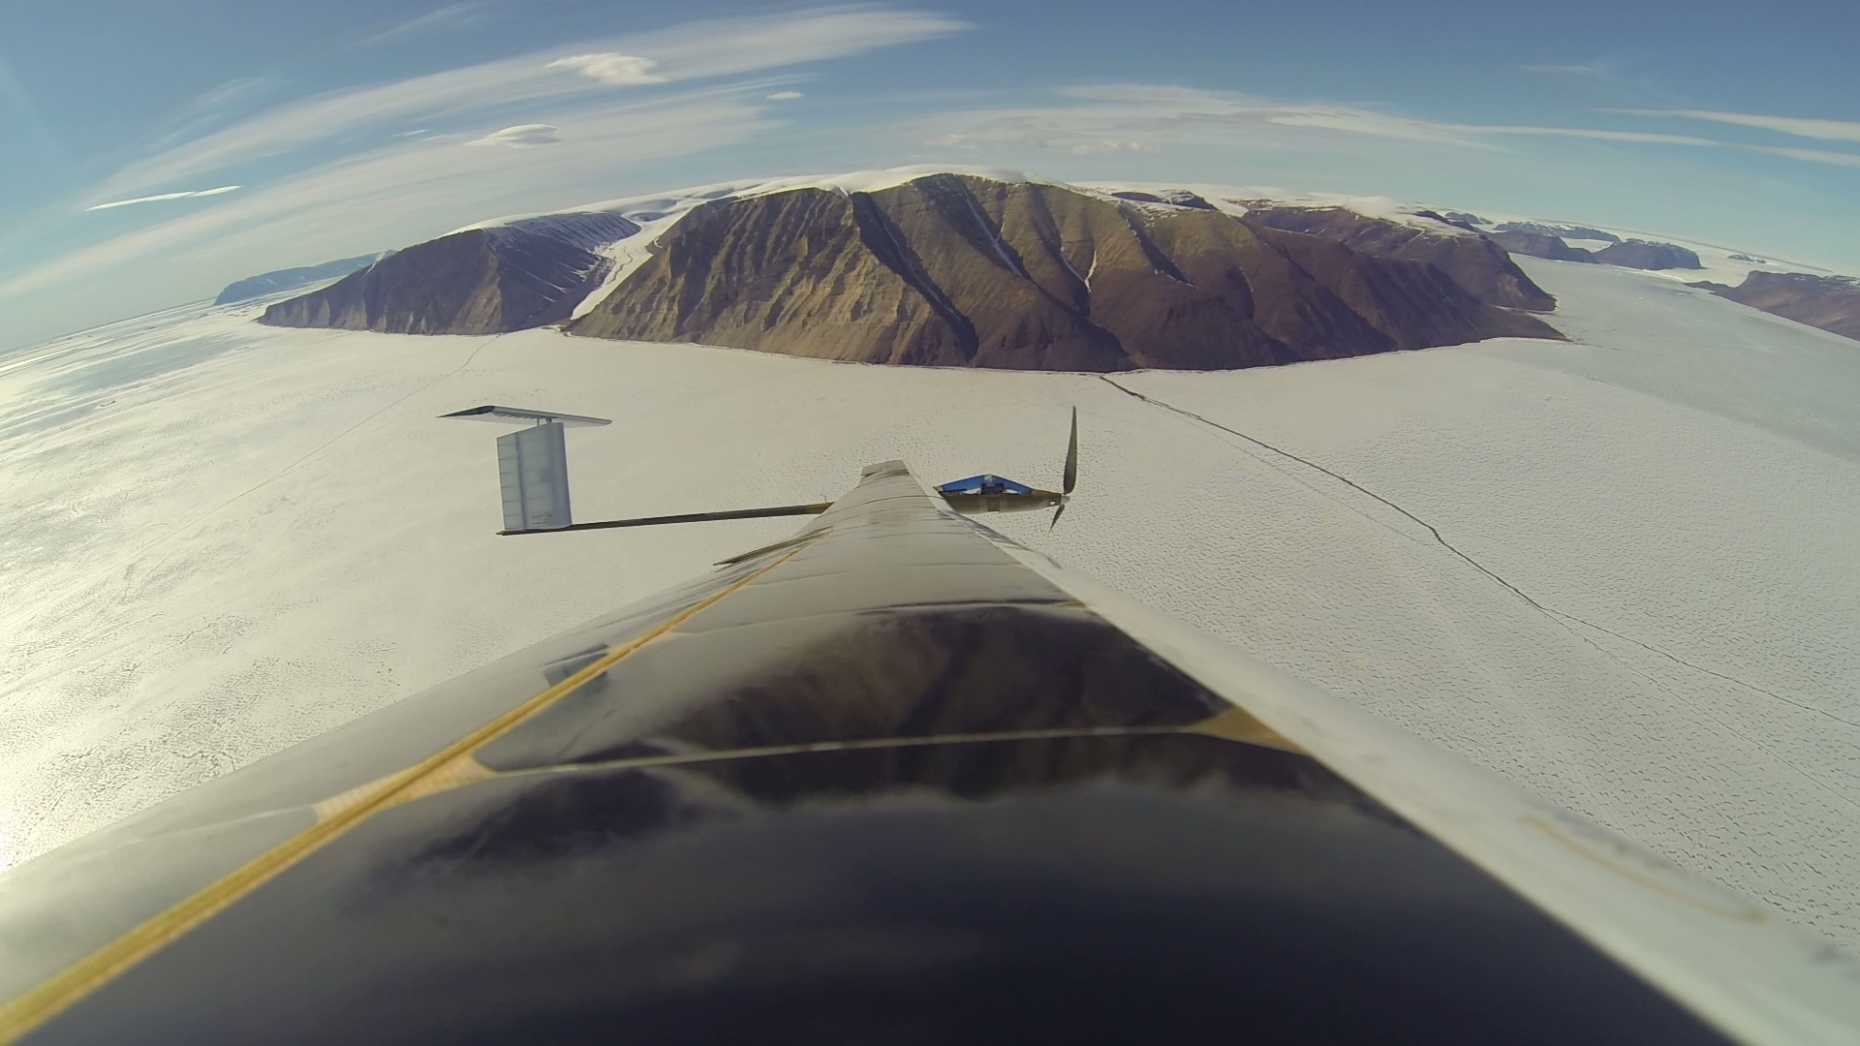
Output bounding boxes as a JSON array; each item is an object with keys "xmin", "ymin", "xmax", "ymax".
[
  {"xmin": 1454, "ymin": 125, "xmax": 1718, "ymax": 146},
  {"xmin": 1744, "ymin": 145, "xmax": 1860, "ymax": 169},
  {"xmin": 1035, "ymin": 85, "xmax": 1706, "ymax": 150},
  {"xmin": 1068, "ymin": 140, "xmax": 1152, "ymax": 155},
  {"xmin": 141, "ymin": 76, "xmax": 287, "ymax": 154},
  {"xmin": 1, "ymin": 90, "xmax": 773, "ymax": 300},
  {"xmin": 85, "ymin": 185, "xmax": 243, "ymax": 211},
  {"xmin": 185, "ymin": 77, "xmax": 283, "ymax": 116},
  {"xmin": 919, "ymin": 84, "xmax": 1709, "ymax": 156},
  {"xmin": 1266, "ymin": 109, "xmax": 1494, "ymax": 147},
  {"xmin": 918, "ymin": 84, "xmax": 1860, "ymax": 170},
  {"xmin": 766, "ymin": 90, "xmax": 805, "ymax": 101},
  {"xmin": 0, "ymin": 55, "xmax": 66, "ymax": 165},
  {"xmin": 93, "ymin": 6, "xmax": 967, "ymax": 201},
  {"xmin": 361, "ymin": 2, "xmax": 491, "ymax": 47},
  {"xmin": 1604, "ymin": 108, "xmax": 1860, "ymax": 145},
  {"xmin": 1521, "ymin": 62, "xmax": 1611, "ymax": 78},
  {"xmin": 923, "ymin": 85, "xmax": 1484, "ymax": 153}
]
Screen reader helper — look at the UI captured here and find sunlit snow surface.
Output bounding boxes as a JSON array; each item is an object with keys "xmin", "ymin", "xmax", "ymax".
[{"xmin": 2, "ymin": 260, "xmax": 1858, "ymax": 951}]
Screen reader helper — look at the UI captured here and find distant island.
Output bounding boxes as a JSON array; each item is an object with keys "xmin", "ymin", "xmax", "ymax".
[
  {"xmin": 1486, "ymin": 230, "xmax": 1702, "ymax": 271},
  {"xmin": 1493, "ymin": 221, "xmax": 1621, "ymax": 244},
  {"xmin": 215, "ymin": 254, "xmax": 384, "ymax": 305}
]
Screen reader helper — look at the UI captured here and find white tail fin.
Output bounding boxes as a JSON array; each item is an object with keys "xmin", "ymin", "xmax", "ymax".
[{"xmin": 497, "ymin": 422, "xmax": 573, "ymax": 531}]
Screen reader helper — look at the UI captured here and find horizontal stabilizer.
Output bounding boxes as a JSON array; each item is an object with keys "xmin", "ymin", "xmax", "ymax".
[
  {"xmin": 441, "ymin": 405, "xmax": 612, "ymax": 428},
  {"xmin": 938, "ymin": 474, "xmax": 1036, "ymax": 496},
  {"xmin": 502, "ymin": 502, "xmax": 832, "ymax": 535}
]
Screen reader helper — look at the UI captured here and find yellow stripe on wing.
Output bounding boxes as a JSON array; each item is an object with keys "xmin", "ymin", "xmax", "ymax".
[{"xmin": 0, "ymin": 546, "xmax": 803, "ymax": 1043}]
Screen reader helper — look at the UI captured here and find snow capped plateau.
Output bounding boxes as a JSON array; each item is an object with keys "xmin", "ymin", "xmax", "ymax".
[
  {"xmin": 486, "ymin": 211, "xmax": 641, "ymax": 253},
  {"xmin": 506, "ymin": 167, "xmax": 1484, "ymax": 243}
]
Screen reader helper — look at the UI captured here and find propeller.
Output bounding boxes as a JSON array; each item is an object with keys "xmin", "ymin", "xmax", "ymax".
[{"xmin": 1050, "ymin": 406, "xmax": 1078, "ymax": 530}]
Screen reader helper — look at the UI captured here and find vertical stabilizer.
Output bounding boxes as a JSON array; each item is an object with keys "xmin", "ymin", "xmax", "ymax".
[{"xmin": 497, "ymin": 421, "xmax": 572, "ymax": 531}]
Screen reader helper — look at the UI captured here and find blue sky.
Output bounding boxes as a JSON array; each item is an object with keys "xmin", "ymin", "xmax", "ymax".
[{"xmin": 4, "ymin": 0, "xmax": 1858, "ymax": 350}]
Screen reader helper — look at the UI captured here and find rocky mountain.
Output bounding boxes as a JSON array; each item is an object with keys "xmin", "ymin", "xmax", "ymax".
[
  {"xmin": 1486, "ymin": 228, "xmax": 1703, "ymax": 272},
  {"xmin": 1441, "ymin": 210, "xmax": 1489, "ymax": 228},
  {"xmin": 215, "ymin": 253, "xmax": 382, "ymax": 305},
  {"xmin": 260, "ymin": 213, "xmax": 638, "ymax": 335},
  {"xmin": 1693, "ymin": 271, "xmax": 1860, "ymax": 341},
  {"xmin": 1109, "ymin": 189, "xmax": 1215, "ymax": 210},
  {"xmin": 568, "ymin": 174, "xmax": 1559, "ymax": 370},
  {"xmin": 1489, "ymin": 230, "xmax": 1598, "ymax": 264},
  {"xmin": 1592, "ymin": 239, "xmax": 1702, "ymax": 271},
  {"xmin": 1494, "ymin": 221, "xmax": 1620, "ymax": 244},
  {"xmin": 1239, "ymin": 205, "xmax": 1556, "ymax": 311},
  {"xmin": 1412, "ymin": 209, "xmax": 1480, "ymax": 232}
]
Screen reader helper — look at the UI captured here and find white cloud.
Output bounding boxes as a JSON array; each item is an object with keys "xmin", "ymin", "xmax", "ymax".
[
  {"xmin": 85, "ymin": 185, "xmax": 244, "ymax": 211},
  {"xmin": 93, "ymin": 7, "xmax": 967, "ymax": 199},
  {"xmin": 547, "ymin": 53, "xmax": 666, "ymax": 86},
  {"xmin": 362, "ymin": 2, "xmax": 490, "ymax": 46},
  {"xmin": 766, "ymin": 90, "xmax": 805, "ymax": 101},
  {"xmin": 466, "ymin": 123, "xmax": 561, "ymax": 148},
  {"xmin": 1605, "ymin": 108, "xmax": 1860, "ymax": 144}
]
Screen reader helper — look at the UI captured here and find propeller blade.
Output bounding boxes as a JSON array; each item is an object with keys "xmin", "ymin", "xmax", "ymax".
[
  {"xmin": 1062, "ymin": 406, "xmax": 1078, "ymax": 495},
  {"xmin": 1049, "ymin": 500, "xmax": 1067, "ymax": 530}
]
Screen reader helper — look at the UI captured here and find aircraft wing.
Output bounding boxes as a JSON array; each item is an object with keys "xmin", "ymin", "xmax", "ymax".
[{"xmin": 2, "ymin": 461, "xmax": 1855, "ymax": 1043}]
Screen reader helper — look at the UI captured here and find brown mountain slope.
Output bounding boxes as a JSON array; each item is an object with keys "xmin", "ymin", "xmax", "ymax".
[
  {"xmin": 260, "ymin": 214, "xmax": 638, "ymax": 335},
  {"xmin": 1238, "ymin": 205, "xmax": 1558, "ymax": 311},
  {"xmin": 570, "ymin": 175, "xmax": 1560, "ymax": 370},
  {"xmin": 1695, "ymin": 272, "xmax": 1860, "ymax": 341}
]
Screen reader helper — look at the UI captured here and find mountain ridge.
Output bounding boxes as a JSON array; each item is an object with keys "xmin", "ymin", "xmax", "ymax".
[{"xmin": 1238, "ymin": 205, "xmax": 1556, "ymax": 311}]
